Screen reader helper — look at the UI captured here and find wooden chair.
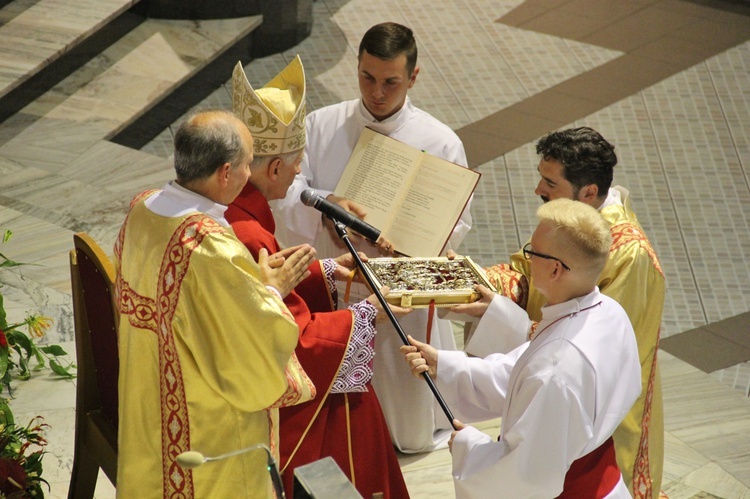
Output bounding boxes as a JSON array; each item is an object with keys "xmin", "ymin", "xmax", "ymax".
[{"xmin": 68, "ymin": 232, "xmax": 119, "ymax": 498}]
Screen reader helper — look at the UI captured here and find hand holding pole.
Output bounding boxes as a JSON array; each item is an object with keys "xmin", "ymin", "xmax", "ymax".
[{"xmin": 331, "ymin": 219, "xmax": 457, "ymax": 430}]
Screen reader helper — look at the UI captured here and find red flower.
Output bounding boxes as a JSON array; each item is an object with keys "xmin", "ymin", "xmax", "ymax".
[
  {"xmin": 0, "ymin": 329, "xmax": 7, "ymax": 349},
  {"xmin": 0, "ymin": 456, "xmax": 27, "ymax": 495}
]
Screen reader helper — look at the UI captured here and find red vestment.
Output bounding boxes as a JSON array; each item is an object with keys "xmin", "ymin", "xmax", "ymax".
[{"xmin": 227, "ymin": 183, "xmax": 409, "ymax": 498}]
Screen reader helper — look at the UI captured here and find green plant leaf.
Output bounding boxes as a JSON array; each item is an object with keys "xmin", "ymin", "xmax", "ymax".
[
  {"xmin": 7, "ymin": 330, "xmax": 32, "ymax": 361},
  {"xmin": 33, "ymin": 342, "xmax": 45, "ymax": 365},
  {"xmin": 0, "ymin": 260, "xmax": 24, "ymax": 268},
  {"xmin": 0, "ymin": 250, "xmax": 25, "ymax": 268},
  {"xmin": 40, "ymin": 345, "xmax": 68, "ymax": 357},
  {"xmin": 26, "ymin": 450, "xmax": 45, "ymax": 472},
  {"xmin": 16, "ymin": 352, "xmax": 30, "ymax": 379},
  {"xmin": 0, "ymin": 398, "xmax": 14, "ymax": 426},
  {"xmin": 0, "ymin": 347, "xmax": 8, "ymax": 379},
  {"xmin": 0, "ymin": 294, "xmax": 7, "ymax": 330},
  {"xmin": 49, "ymin": 359, "xmax": 75, "ymax": 378}
]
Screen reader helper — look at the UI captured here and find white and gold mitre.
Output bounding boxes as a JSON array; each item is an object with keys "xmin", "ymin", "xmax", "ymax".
[{"xmin": 232, "ymin": 55, "xmax": 306, "ymax": 156}]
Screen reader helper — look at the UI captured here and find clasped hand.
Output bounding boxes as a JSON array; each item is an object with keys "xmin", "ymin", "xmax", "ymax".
[{"xmin": 259, "ymin": 244, "xmax": 316, "ymax": 298}]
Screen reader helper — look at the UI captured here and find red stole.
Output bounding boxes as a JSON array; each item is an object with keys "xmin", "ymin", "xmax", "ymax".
[{"xmin": 557, "ymin": 436, "xmax": 620, "ymax": 498}]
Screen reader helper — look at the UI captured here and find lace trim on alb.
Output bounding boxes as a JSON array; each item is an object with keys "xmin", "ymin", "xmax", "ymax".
[{"xmin": 331, "ymin": 300, "xmax": 376, "ymax": 393}]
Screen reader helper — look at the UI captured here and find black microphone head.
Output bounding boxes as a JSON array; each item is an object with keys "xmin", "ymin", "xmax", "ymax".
[{"xmin": 300, "ymin": 188, "xmax": 317, "ymax": 207}]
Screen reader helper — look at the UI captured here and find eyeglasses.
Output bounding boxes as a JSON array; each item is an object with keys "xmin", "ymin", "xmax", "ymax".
[{"xmin": 522, "ymin": 243, "xmax": 570, "ymax": 271}]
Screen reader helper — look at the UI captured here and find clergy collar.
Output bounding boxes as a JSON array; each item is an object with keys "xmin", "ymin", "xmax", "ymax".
[
  {"xmin": 145, "ymin": 181, "xmax": 230, "ymax": 227},
  {"xmin": 540, "ymin": 288, "xmax": 603, "ymax": 324},
  {"xmin": 596, "ymin": 187, "xmax": 622, "ymax": 211},
  {"xmin": 356, "ymin": 96, "xmax": 413, "ymax": 135}
]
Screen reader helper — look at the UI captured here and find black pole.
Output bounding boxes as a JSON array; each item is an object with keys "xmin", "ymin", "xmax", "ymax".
[{"xmin": 331, "ymin": 219, "xmax": 457, "ymax": 430}]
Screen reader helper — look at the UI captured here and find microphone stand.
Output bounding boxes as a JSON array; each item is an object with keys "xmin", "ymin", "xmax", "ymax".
[{"xmin": 332, "ymin": 219, "xmax": 457, "ymax": 430}]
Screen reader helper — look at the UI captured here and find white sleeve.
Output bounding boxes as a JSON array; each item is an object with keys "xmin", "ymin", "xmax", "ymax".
[
  {"xmin": 464, "ymin": 295, "xmax": 531, "ymax": 357},
  {"xmin": 450, "ymin": 369, "xmax": 595, "ymax": 497},
  {"xmin": 436, "ymin": 350, "xmax": 517, "ymax": 422}
]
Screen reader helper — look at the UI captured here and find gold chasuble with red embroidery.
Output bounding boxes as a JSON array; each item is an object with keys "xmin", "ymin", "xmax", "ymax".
[
  {"xmin": 114, "ymin": 195, "xmax": 314, "ymax": 498},
  {"xmin": 485, "ymin": 187, "xmax": 665, "ymax": 499}
]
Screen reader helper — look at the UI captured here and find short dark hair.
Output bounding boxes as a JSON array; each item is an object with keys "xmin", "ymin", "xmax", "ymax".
[
  {"xmin": 358, "ymin": 22, "xmax": 418, "ymax": 75},
  {"xmin": 173, "ymin": 110, "xmax": 248, "ymax": 183},
  {"xmin": 536, "ymin": 127, "xmax": 617, "ymax": 196}
]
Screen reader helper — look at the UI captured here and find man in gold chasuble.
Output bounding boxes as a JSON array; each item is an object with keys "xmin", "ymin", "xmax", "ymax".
[{"xmin": 114, "ymin": 110, "xmax": 316, "ymax": 498}]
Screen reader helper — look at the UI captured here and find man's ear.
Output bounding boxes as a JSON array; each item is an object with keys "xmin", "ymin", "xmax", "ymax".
[
  {"xmin": 409, "ymin": 65, "xmax": 420, "ymax": 88},
  {"xmin": 218, "ymin": 162, "xmax": 232, "ymax": 186},
  {"xmin": 555, "ymin": 260, "xmax": 566, "ymax": 276},
  {"xmin": 549, "ymin": 260, "xmax": 565, "ymax": 281},
  {"xmin": 578, "ymin": 184, "xmax": 599, "ymax": 205},
  {"xmin": 267, "ymin": 157, "xmax": 283, "ymax": 181}
]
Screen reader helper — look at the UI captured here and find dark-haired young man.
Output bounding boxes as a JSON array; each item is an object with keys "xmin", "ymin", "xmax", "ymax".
[
  {"xmin": 273, "ymin": 22, "xmax": 472, "ymax": 453},
  {"xmin": 465, "ymin": 127, "xmax": 665, "ymax": 498}
]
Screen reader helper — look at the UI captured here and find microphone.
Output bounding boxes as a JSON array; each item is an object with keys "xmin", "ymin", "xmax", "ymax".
[
  {"xmin": 300, "ymin": 188, "xmax": 381, "ymax": 243},
  {"xmin": 176, "ymin": 444, "xmax": 285, "ymax": 498}
]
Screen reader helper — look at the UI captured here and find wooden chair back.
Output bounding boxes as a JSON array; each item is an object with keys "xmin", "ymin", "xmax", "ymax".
[{"xmin": 68, "ymin": 232, "xmax": 119, "ymax": 497}]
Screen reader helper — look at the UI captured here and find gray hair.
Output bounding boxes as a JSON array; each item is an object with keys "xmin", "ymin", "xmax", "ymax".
[
  {"xmin": 173, "ymin": 110, "xmax": 249, "ymax": 183},
  {"xmin": 250, "ymin": 150, "xmax": 302, "ymax": 172}
]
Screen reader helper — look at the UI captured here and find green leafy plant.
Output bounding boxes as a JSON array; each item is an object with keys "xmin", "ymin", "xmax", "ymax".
[
  {"xmin": 0, "ymin": 229, "xmax": 77, "ymax": 498},
  {"xmin": 0, "ymin": 229, "xmax": 75, "ymax": 392},
  {"xmin": 0, "ymin": 400, "xmax": 49, "ymax": 499}
]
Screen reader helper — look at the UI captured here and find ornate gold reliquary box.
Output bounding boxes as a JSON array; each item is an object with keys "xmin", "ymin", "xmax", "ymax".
[{"xmin": 362, "ymin": 256, "xmax": 496, "ymax": 308}]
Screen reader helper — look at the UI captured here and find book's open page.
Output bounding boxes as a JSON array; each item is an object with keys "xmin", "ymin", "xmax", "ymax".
[
  {"xmin": 335, "ymin": 127, "xmax": 479, "ymax": 257},
  {"xmin": 389, "ymin": 153, "xmax": 479, "ymax": 256},
  {"xmin": 334, "ymin": 128, "xmax": 421, "ymax": 233}
]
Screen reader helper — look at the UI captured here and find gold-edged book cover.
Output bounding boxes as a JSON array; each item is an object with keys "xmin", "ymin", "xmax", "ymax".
[{"xmin": 362, "ymin": 256, "xmax": 496, "ymax": 308}]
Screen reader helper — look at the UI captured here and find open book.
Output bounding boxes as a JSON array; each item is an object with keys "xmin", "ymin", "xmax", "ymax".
[{"xmin": 334, "ymin": 127, "xmax": 480, "ymax": 257}]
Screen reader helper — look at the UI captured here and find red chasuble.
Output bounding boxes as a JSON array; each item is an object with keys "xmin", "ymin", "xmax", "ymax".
[{"xmin": 227, "ymin": 183, "xmax": 409, "ymax": 499}]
